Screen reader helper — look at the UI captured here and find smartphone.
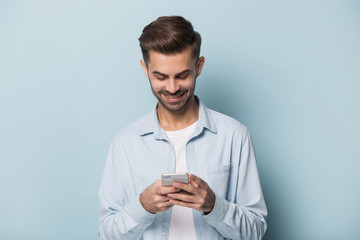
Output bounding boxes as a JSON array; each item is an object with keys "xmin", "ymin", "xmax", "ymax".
[{"xmin": 161, "ymin": 172, "xmax": 189, "ymax": 186}]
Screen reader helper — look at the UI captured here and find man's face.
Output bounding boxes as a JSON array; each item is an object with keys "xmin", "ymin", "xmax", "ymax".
[{"xmin": 141, "ymin": 47, "xmax": 205, "ymax": 113}]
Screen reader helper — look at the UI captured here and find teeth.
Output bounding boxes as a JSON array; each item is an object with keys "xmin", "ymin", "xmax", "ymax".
[{"xmin": 165, "ymin": 93, "xmax": 184, "ymax": 99}]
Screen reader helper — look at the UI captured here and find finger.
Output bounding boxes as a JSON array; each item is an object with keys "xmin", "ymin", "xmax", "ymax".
[
  {"xmin": 169, "ymin": 199, "xmax": 196, "ymax": 209},
  {"xmin": 156, "ymin": 186, "xmax": 180, "ymax": 195},
  {"xmin": 160, "ymin": 196, "xmax": 175, "ymax": 202},
  {"xmin": 189, "ymin": 174, "xmax": 206, "ymax": 188},
  {"xmin": 159, "ymin": 199, "xmax": 174, "ymax": 208},
  {"xmin": 189, "ymin": 179, "xmax": 199, "ymax": 188},
  {"xmin": 155, "ymin": 200, "xmax": 174, "ymax": 212},
  {"xmin": 167, "ymin": 192, "xmax": 195, "ymax": 203},
  {"xmin": 152, "ymin": 194, "xmax": 172, "ymax": 203},
  {"xmin": 172, "ymin": 182, "xmax": 195, "ymax": 193}
]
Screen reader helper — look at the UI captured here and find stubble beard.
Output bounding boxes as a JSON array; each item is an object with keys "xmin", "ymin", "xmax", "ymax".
[
  {"xmin": 148, "ymin": 74, "xmax": 197, "ymax": 113},
  {"xmin": 155, "ymin": 88, "xmax": 194, "ymax": 113}
]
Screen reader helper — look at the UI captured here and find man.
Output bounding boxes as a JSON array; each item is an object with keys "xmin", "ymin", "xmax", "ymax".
[{"xmin": 98, "ymin": 16, "xmax": 267, "ymax": 240}]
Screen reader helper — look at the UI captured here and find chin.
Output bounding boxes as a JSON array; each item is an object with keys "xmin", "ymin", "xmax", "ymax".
[
  {"xmin": 156, "ymin": 92, "xmax": 195, "ymax": 113},
  {"xmin": 162, "ymin": 103, "xmax": 186, "ymax": 113}
]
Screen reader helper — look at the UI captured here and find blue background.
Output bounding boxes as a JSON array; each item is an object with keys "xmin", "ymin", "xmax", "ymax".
[{"xmin": 1, "ymin": 0, "xmax": 359, "ymax": 239}]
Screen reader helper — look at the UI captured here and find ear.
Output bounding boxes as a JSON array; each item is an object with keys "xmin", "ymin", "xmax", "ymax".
[
  {"xmin": 140, "ymin": 59, "xmax": 149, "ymax": 79},
  {"xmin": 196, "ymin": 56, "xmax": 205, "ymax": 77}
]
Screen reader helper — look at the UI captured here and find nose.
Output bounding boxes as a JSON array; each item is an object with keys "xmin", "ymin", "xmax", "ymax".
[{"xmin": 166, "ymin": 78, "xmax": 180, "ymax": 94}]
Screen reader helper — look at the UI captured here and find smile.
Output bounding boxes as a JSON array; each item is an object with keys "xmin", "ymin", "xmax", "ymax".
[{"xmin": 163, "ymin": 92, "xmax": 186, "ymax": 103}]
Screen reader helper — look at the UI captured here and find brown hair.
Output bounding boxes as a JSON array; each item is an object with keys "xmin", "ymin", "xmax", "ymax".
[{"xmin": 139, "ymin": 16, "xmax": 201, "ymax": 64}]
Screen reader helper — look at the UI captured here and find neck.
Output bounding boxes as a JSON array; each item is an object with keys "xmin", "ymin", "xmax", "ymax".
[{"xmin": 157, "ymin": 96, "xmax": 199, "ymax": 131}]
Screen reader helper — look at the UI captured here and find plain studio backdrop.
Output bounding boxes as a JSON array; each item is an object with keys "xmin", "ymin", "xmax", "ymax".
[{"xmin": 0, "ymin": 0, "xmax": 359, "ymax": 239}]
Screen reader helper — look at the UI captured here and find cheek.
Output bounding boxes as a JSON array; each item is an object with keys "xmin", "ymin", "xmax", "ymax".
[
  {"xmin": 183, "ymin": 79, "xmax": 196, "ymax": 90},
  {"xmin": 150, "ymin": 80, "xmax": 165, "ymax": 92}
]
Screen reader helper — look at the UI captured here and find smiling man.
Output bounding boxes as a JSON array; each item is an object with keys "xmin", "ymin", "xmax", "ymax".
[
  {"xmin": 98, "ymin": 16, "xmax": 267, "ymax": 240},
  {"xmin": 140, "ymin": 46, "xmax": 203, "ymax": 130}
]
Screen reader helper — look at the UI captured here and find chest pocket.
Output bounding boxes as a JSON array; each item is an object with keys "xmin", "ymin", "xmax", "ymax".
[{"xmin": 205, "ymin": 164, "xmax": 231, "ymax": 197}]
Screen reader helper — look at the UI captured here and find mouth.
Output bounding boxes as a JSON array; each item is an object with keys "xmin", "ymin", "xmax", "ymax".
[{"xmin": 163, "ymin": 91, "xmax": 186, "ymax": 103}]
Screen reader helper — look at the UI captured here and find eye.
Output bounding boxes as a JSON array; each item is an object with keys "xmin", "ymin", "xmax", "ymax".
[
  {"xmin": 177, "ymin": 74, "xmax": 189, "ymax": 80},
  {"xmin": 154, "ymin": 75, "xmax": 167, "ymax": 80}
]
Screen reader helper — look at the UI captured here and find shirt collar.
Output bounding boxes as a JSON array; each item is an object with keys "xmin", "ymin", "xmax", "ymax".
[{"xmin": 137, "ymin": 96, "xmax": 217, "ymax": 139}]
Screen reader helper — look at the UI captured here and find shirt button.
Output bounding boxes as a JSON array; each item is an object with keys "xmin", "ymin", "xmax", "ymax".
[{"xmin": 162, "ymin": 231, "xmax": 166, "ymax": 236}]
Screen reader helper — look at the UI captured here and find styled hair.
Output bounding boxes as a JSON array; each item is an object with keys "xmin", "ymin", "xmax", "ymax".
[{"xmin": 139, "ymin": 16, "xmax": 201, "ymax": 64}]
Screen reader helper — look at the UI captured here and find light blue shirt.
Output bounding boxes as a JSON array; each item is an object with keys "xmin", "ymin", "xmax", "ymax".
[{"xmin": 98, "ymin": 98, "xmax": 267, "ymax": 240}]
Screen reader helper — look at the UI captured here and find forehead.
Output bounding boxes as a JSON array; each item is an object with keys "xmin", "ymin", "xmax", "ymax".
[{"xmin": 147, "ymin": 48, "xmax": 196, "ymax": 73}]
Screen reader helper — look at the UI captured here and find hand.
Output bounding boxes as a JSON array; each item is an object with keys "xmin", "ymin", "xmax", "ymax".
[
  {"xmin": 167, "ymin": 174, "xmax": 215, "ymax": 214},
  {"xmin": 139, "ymin": 180, "xmax": 181, "ymax": 214}
]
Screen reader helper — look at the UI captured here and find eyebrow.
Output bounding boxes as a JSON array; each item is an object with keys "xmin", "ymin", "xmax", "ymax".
[
  {"xmin": 152, "ymin": 71, "xmax": 168, "ymax": 77},
  {"xmin": 152, "ymin": 69, "xmax": 192, "ymax": 78}
]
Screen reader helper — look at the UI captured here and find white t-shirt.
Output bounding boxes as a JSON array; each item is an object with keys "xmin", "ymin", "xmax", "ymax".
[{"xmin": 165, "ymin": 121, "xmax": 198, "ymax": 240}]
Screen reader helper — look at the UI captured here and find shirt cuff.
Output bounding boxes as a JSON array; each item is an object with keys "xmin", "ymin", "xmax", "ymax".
[
  {"xmin": 203, "ymin": 193, "xmax": 229, "ymax": 222},
  {"xmin": 126, "ymin": 194, "xmax": 155, "ymax": 223}
]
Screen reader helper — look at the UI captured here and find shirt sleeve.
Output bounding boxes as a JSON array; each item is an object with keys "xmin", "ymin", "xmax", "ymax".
[
  {"xmin": 98, "ymin": 140, "xmax": 155, "ymax": 240},
  {"xmin": 203, "ymin": 127, "xmax": 268, "ymax": 240}
]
